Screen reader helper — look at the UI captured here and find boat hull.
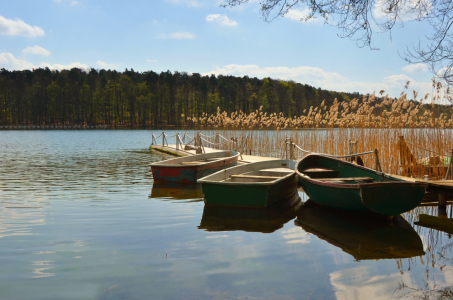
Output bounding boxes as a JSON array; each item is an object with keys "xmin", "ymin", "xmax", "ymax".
[
  {"xmin": 297, "ymin": 154, "xmax": 428, "ymax": 216},
  {"xmin": 152, "ymin": 160, "xmax": 237, "ymax": 183},
  {"xmin": 202, "ymin": 175, "xmax": 298, "ymax": 207},
  {"xmin": 199, "ymin": 159, "xmax": 298, "ymax": 207},
  {"xmin": 150, "ymin": 151, "xmax": 239, "ymax": 183}
]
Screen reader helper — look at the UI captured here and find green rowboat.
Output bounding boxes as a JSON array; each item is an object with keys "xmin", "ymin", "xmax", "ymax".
[
  {"xmin": 198, "ymin": 159, "xmax": 298, "ymax": 207},
  {"xmin": 296, "ymin": 154, "xmax": 428, "ymax": 216}
]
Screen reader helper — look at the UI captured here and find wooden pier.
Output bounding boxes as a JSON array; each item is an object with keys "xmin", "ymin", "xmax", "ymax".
[{"xmin": 150, "ymin": 132, "xmax": 453, "ymax": 206}]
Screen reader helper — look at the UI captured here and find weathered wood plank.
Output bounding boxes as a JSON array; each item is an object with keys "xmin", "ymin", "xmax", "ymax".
[
  {"xmin": 317, "ymin": 177, "xmax": 374, "ymax": 182},
  {"xmin": 230, "ymin": 175, "xmax": 281, "ymax": 180}
]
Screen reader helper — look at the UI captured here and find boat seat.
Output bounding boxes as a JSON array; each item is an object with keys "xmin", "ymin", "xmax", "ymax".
[
  {"xmin": 230, "ymin": 175, "xmax": 280, "ymax": 180},
  {"xmin": 205, "ymin": 158, "xmax": 224, "ymax": 161},
  {"xmin": 303, "ymin": 168, "xmax": 340, "ymax": 179},
  {"xmin": 180, "ymin": 161, "xmax": 205, "ymax": 165},
  {"xmin": 316, "ymin": 177, "xmax": 374, "ymax": 183}
]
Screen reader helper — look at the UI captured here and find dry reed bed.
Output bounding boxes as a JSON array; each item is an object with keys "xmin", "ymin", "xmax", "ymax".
[{"xmin": 195, "ymin": 93, "xmax": 453, "ymax": 179}]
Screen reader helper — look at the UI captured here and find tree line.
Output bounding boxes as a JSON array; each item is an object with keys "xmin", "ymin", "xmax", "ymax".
[{"xmin": 0, "ymin": 67, "xmax": 363, "ymax": 127}]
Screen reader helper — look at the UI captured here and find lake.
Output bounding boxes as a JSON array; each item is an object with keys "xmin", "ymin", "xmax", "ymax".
[{"xmin": 0, "ymin": 129, "xmax": 451, "ymax": 300}]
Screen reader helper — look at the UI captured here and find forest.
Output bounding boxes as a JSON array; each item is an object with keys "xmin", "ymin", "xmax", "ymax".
[{"xmin": 0, "ymin": 67, "xmax": 450, "ymax": 128}]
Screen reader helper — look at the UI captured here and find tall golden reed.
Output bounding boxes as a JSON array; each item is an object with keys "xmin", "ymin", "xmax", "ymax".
[{"xmin": 193, "ymin": 91, "xmax": 453, "ymax": 179}]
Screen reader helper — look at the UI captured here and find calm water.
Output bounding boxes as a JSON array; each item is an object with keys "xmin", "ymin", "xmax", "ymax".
[{"xmin": 0, "ymin": 130, "xmax": 452, "ymax": 300}]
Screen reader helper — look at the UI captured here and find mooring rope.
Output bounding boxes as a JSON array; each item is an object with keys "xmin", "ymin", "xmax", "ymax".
[{"xmin": 200, "ymin": 137, "xmax": 232, "ymax": 146}]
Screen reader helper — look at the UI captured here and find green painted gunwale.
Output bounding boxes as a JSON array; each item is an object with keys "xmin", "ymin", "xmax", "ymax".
[
  {"xmin": 198, "ymin": 159, "xmax": 298, "ymax": 207},
  {"xmin": 296, "ymin": 154, "xmax": 428, "ymax": 216}
]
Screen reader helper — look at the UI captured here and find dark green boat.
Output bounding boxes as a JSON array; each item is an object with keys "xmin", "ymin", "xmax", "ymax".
[
  {"xmin": 295, "ymin": 201, "xmax": 425, "ymax": 260},
  {"xmin": 198, "ymin": 159, "xmax": 298, "ymax": 207},
  {"xmin": 296, "ymin": 154, "xmax": 428, "ymax": 216}
]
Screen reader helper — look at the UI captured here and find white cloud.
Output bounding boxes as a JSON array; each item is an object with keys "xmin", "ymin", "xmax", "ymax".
[
  {"xmin": 285, "ymin": 8, "xmax": 324, "ymax": 24},
  {"xmin": 206, "ymin": 14, "xmax": 238, "ymax": 26},
  {"xmin": 281, "ymin": 227, "xmax": 311, "ymax": 244},
  {"xmin": 70, "ymin": 1, "xmax": 80, "ymax": 5},
  {"xmin": 203, "ymin": 64, "xmax": 433, "ymax": 98},
  {"xmin": 157, "ymin": 32, "xmax": 196, "ymax": 39},
  {"xmin": 0, "ymin": 52, "xmax": 88, "ymax": 71},
  {"xmin": 146, "ymin": 59, "xmax": 158, "ymax": 63},
  {"xmin": 40, "ymin": 62, "xmax": 89, "ymax": 70},
  {"xmin": 330, "ymin": 266, "xmax": 415, "ymax": 300},
  {"xmin": 96, "ymin": 61, "xmax": 119, "ymax": 69},
  {"xmin": 0, "ymin": 15, "xmax": 45, "ymax": 37},
  {"xmin": 22, "ymin": 46, "xmax": 51, "ymax": 57},
  {"xmin": 0, "ymin": 53, "xmax": 36, "ymax": 70},
  {"xmin": 402, "ymin": 63, "xmax": 428, "ymax": 74}
]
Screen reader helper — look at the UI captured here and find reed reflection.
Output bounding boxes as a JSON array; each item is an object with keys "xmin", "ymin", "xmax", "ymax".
[
  {"xmin": 295, "ymin": 201, "xmax": 425, "ymax": 260},
  {"xmin": 149, "ymin": 182, "xmax": 203, "ymax": 200},
  {"xmin": 198, "ymin": 194, "xmax": 302, "ymax": 233}
]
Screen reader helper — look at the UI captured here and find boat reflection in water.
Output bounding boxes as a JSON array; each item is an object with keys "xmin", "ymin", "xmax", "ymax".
[
  {"xmin": 295, "ymin": 201, "xmax": 425, "ymax": 260},
  {"xmin": 199, "ymin": 194, "xmax": 302, "ymax": 233},
  {"xmin": 149, "ymin": 182, "xmax": 203, "ymax": 200}
]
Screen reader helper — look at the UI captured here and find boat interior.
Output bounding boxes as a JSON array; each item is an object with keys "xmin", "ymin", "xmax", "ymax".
[
  {"xmin": 151, "ymin": 151, "xmax": 237, "ymax": 166},
  {"xmin": 222, "ymin": 168, "xmax": 294, "ymax": 183},
  {"xmin": 297, "ymin": 155, "xmax": 393, "ymax": 184},
  {"xmin": 302, "ymin": 167, "xmax": 375, "ymax": 184},
  {"xmin": 178, "ymin": 157, "xmax": 226, "ymax": 165}
]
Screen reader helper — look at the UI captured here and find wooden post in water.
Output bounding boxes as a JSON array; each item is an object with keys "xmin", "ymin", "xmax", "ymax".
[
  {"xmin": 285, "ymin": 137, "xmax": 289, "ymax": 160},
  {"xmin": 439, "ymin": 194, "xmax": 447, "ymax": 209},
  {"xmin": 374, "ymin": 149, "xmax": 382, "ymax": 172},
  {"xmin": 290, "ymin": 138, "xmax": 294, "ymax": 160},
  {"xmin": 162, "ymin": 132, "xmax": 165, "ymax": 147},
  {"xmin": 445, "ymin": 149, "xmax": 453, "ymax": 180}
]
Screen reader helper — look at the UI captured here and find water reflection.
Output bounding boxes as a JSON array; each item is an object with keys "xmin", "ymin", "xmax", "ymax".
[
  {"xmin": 415, "ymin": 214, "xmax": 453, "ymax": 235},
  {"xmin": 199, "ymin": 194, "xmax": 302, "ymax": 233},
  {"xmin": 149, "ymin": 182, "xmax": 203, "ymax": 200},
  {"xmin": 296, "ymin": 201, "xmax": 425, "ymax": 260}
]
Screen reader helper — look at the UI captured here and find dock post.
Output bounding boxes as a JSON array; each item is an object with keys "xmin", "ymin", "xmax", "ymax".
[
  {"xmin": 285, "ymin": 137, "xmax": 288, "ymax": 159},
  {"xmin": 374, "ymin": 149, "xmax": 382, "ymax": 172},
  {"xmin": 445, "ymin": 149, "xmax": 453, "ymax": 180},
  {"xmin": 215, "ymin": 133, "xmax": 219, "ymax": 150},
  {"xmin": 439, "ymin": 194, "xmax": 447, "ymax": 211},
  {"xmin": 290, "ymin": 138, "xmax": 294, "ymax": 160},
  {"xmin": 176, "ymin": 134, "xmax": 179, "ymax": 150},
  {"xmin": 162, "ymin": 132, "xmax": 165, "ymax": 147}
]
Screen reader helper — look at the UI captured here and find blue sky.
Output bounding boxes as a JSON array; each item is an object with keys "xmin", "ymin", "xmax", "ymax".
[{"xmin": 0, "ymin": 0, "xmax": 440, "ymax": 99}]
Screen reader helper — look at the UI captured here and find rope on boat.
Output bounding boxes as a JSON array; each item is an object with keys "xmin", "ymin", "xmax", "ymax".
[
  {"xmin": 291, "ymin": 141, "xmax": 374, "ymax": 158},
  {"xmin": 319, "ymin": 151, "xmax": 375, "ymax": 159},
  {"xmin": 293, "ymin": 144, "xmax": 311, "ymax": 154}
]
